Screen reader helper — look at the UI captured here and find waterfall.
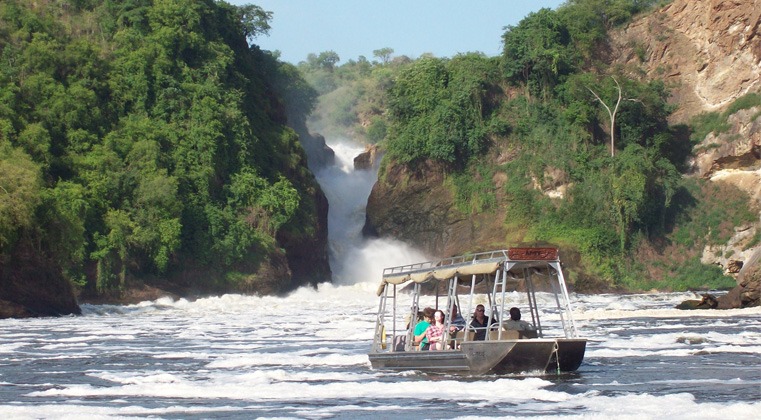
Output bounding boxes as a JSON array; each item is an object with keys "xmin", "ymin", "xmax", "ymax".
[{"xmin": 311, "ymin": 137, "xmax": 427, "ymax": 285}]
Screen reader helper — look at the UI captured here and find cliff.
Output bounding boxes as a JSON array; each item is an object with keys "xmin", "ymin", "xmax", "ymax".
[
  {"xmin": 366, "ymin": 160, "xmax": 509, "ymax": 257},
  {"xmin": 610, "ymin": 0, "xmax": 761, "ymax": 124}
]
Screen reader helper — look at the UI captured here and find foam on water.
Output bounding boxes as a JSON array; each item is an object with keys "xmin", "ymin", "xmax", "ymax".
[
  {"xmin": 10, "ymin": 369, "xmax": 761, "ymax": 419},
  {"xmin": 3, "ymin": 286, "xmax": 760, "ymax": 418},
  {"xmin": 26, "ymin": 376, "xmax": 574, "ymax": 404}
]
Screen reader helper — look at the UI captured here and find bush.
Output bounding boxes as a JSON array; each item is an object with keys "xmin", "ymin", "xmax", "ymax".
[
  {"xmin": 725, "ymin": 92, "xmax": 761, "ymax": 116},
  {"xmin": 449, "ymin": 164, "xmax": 497, "ymax": 214},
  {"xmin": 384, "ymin": 55, "xmax": 499, "ymax": 167},
  {"xmin": 689, "ymin": 93, "xmax": 761, "ymax": 143},
  {"xmin": 366, "ymin": 116, "xmax": 387, "ymax": 143},
  {"xmin": 666, "ymin": 257, "xmax": 737, "ymax": 291}
]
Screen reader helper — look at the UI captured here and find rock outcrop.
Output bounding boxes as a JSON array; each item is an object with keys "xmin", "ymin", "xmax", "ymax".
[
  {"xmin": 732, "ymin": 246, "xmax": 761, "ymax": 307},
  {"xmin": 676, "ymin": 293, "xmax": 719, "ymax": 309},
  {"xmin": 612, "ymin": 0, "xmax": 761, "ymax": 123},
  {"xmin": 298, "ymin": 131, "xmax": 335, "ymax": 170},
  {"xmin": 691, "ymin": 106, "xmax": 761, "ymax": 278},
  {"xmin": 692, "ymin": 106, "xmax": 761, "ymax": 180},
  {"xmin": 365, "ymin": 160, "xmax": 508, "ymax": 257},
  {"xmin": 0, "ymin": 242, "xmax": 81, "ymax": 318},
  {"xmin": 678, "ymin": 247, "xmax": 761, "ymax": 309},
  {"xmin": 354, "ymin": 144, "xmax": 380, "ymax": 170}
]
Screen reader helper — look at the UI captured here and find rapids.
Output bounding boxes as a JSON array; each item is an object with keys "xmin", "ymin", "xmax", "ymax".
[{"xmin": 0, "ymin": 289, "xmax": 759, "ymax": 419}]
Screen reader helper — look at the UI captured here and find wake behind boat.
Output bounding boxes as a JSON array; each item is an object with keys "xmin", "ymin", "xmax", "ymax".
[{"xmin": 368, "ymin": 248, "xmax": 586, "ymax": 375}]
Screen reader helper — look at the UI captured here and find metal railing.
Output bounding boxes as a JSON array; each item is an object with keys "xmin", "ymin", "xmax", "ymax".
[{"xmin": 382, "ymin": 250, "xmax": 509, "ymax": 278}]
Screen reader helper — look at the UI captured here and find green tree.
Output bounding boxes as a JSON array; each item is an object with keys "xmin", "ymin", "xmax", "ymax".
[
  {"xmin": 385, "ymin": 55, "xmax": 500, "ymax": 167},
  {"xmin": 502, "ymin": 8, "xmax": 575, "ymax": 99},
  {"xmin": 40, "ymin": 181, "xmax": 89, "ymax": 286},
  {"xmin": 373, "ymin": 47, "xmax": 394, "ymax": 65},
  {"xmin": 611, "ymin": 153, "xmax": 647, "ymax": 252},
  {"xmin": 17, "ymin": 123, "xmax": 53, "ymax": 168},
  {"xmin": 308, "ymin": 50, "xmax": 340, "ymax": 72},
  {"xmin": 0, "ymin": 143, "xmax": 42, "ymax": 250},
  {"xmin": 385, "ymin": 57, "xmax": 450, "ymax": 163},
  {"xmin": 272, "ymin": 61, "xmax": 318, "ymax": 124},
  {"xmin": 235, "ymin": 4, "xmax": 272, "ymax": 42}
]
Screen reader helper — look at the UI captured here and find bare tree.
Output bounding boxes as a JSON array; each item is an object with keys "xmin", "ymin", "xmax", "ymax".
[
  {"xmin": 587, "ymin": 76, "xmax": 644, "ymax": 157},
  {"xmin": 587, "ymin": 77, "xmax": 622, "ymax": 157}
]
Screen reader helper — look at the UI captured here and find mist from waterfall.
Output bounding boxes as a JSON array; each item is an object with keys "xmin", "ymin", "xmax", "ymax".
[{"xmin": 311, "ymin": 138, "xmax": 427, "ymax": 285}]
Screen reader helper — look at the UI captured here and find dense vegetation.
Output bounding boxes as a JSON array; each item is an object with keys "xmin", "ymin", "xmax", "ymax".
[
  {"xmin": 0, "ymin": 0, "xmax": 320, "ymax": 296},
  {"xmin": 298, "ymin": 0, "xmax": 756, "ymax": 291}
]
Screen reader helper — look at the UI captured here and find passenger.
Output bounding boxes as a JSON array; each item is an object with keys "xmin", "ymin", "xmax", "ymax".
[
  {"xmin": 449, "ymin": 304, "xmax": 466, "ymax": 334},
  {"xmin": 502, "ymin": 307, "xmax": 535, "ymax": 331},
  {"xmin": 413, "ymin": 307, "xmax": 435, "ymax": 350},
  {"xmin": 470, "ymin": 304, "xmax": 493, "ymax": 340},
  {"xmin": 446, "ymin": 304, "xmax": 467, "ymax": 348},
  {"xmin": 424, "ymin": 310, "xmax": 447, "ymax": 350}
]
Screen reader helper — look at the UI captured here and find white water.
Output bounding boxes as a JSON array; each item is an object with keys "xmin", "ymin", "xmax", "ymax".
[
  {"xmin": 2, "ymin": 138, "xmax": 760, "ymax": 418},
  {"xmin": 0, "ymin": 289, "xmax": 759, "ymax": 419}
]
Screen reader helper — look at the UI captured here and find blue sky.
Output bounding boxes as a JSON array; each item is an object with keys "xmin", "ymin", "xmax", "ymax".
[{"xmin": 228, "ymin": 0, "xmax": 566, "ymax": 64}]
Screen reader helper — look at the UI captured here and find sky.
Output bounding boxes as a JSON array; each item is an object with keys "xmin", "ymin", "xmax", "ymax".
[{"xmin": 228, "ymin": 0, "xmax": 566, "ymax": 65}]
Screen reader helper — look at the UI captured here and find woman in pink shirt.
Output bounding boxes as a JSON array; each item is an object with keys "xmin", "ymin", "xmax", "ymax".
[{"xmin": 425, "ymin": 310, "xmax": 447, "ymax": 350}]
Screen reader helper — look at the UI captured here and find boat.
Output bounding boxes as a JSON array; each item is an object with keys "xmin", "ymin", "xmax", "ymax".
[{"xmin": 368, "ymin": 248, "xmax": 586, "ymax": 375}]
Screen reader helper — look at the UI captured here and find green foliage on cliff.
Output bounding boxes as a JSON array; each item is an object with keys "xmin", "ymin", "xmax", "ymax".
[
  {"xmin": 0, "ymin": 0, "xmax": 319, "ymax": 294},
  {"xmin": 384, "ymin": 54, "xmax": 500, "ymax": 167},
  {"xmin": 690, "ymin": 92, "xmax": 761, "ymax": 143},
  {"xmin": 492, "ymin": 0, "xmax": 750, "ymax": 289}
]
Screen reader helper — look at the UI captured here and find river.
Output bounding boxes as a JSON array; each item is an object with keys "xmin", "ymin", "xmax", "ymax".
[
  {"xmin": 1, "ymin": 141, "xmax": 759, "ymax": 419},
  {"xmin": 0, "ymin": 289, "xmax": 759, "ymax": 419}
]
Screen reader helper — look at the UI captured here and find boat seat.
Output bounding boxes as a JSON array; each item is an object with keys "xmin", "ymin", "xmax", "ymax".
[
  {"xmin": 488, "ymin": 329, "xmax": 520, "ymax": 340},
  {"xmin": 519, "ymin": 329, "xmax": 538, "ymax": 339},
  {"xmin": 448, "ymin": 330, "xmax": 465, "ymax": 348}
]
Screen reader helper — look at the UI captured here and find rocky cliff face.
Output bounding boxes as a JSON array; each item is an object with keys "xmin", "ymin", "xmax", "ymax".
[
  {"xmin": 602, "ymin": 0, "xmax": 760, "ymax": 303},
  {"xmin": 365, "ymin": 159, "xmax": 509, "ymax": 257},
  {"xmin": 613, "ymin": 0, "xmax": 760, "ymax": 304},
  {"xmin": 693, "ymin": 107, "xmax": 761, "ymax": 278},
  {"xmin": 353, "ymin": 144, "xmax": 380, "ymax": 170},
  {"xmin": 611, "ymin": 0, "xmax": 761, "ymax": 123}
]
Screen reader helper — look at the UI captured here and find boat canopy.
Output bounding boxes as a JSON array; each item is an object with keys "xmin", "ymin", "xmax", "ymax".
[
  {"xmin": 377, "ymin": 261, "xmax": 501, "ymax": 296},
  {"xmin": 376, "ymin": 248, "xmax": 562, "ymax": 296}
]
